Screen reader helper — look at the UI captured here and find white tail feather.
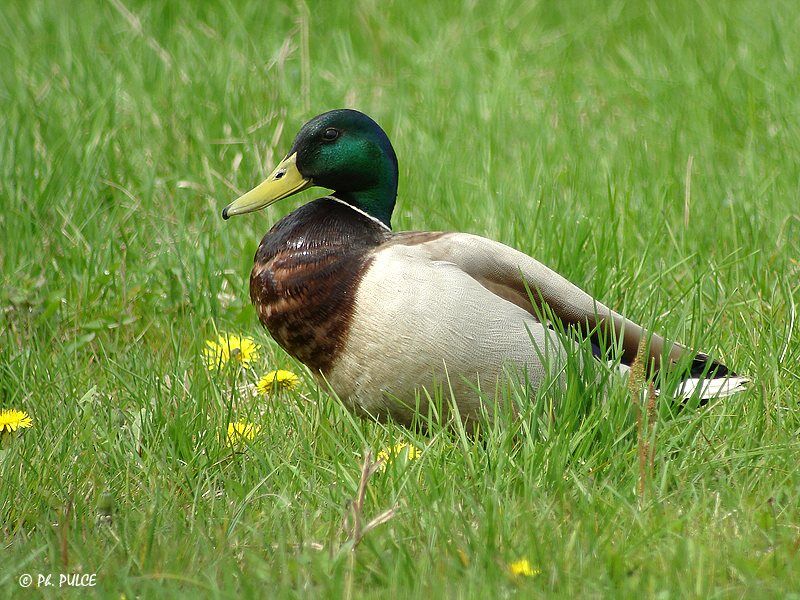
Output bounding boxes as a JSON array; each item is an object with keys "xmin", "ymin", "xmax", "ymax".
[
  {"xmin": 662, "ymin": 375, "xmax": 750, "ymax": 401},
  {"xmin": 615, "ymin": 361, "xmax": 749, "ymax": 401}
]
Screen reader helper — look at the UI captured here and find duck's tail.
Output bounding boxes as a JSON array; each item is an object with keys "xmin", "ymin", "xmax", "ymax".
[
  {"xmin": 615, "ymin": 351, "xmax": 748, "ymax": 402},
  {"xmin": 667, "ymin": 353, "xmax": 749, "ymax": 402}
]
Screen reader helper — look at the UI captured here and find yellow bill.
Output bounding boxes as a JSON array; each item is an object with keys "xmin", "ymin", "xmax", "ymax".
[{"xmin": 222, "ymin": 153, "xmax": 312, "ymax": 219}]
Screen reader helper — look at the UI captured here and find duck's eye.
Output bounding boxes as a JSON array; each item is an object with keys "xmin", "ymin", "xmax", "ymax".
[{"xmin": 322, "ymin": 127, "xmax": 339, "ymax": 141}]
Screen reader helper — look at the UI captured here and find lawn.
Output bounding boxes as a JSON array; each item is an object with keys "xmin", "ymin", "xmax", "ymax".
[{"xmin": 1, "ymin": 0, "xmax": 799, "ymax": 597}]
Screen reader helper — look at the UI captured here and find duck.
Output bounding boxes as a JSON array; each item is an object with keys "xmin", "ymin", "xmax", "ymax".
[{"xmin": 222, "ymin": 109, "xmax": 747, "ymax": 429}]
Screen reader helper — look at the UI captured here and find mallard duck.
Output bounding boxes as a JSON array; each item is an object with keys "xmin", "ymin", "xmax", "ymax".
[{"xmin": 222, "ymin": 109, "xmax": 747, "ymax": 428}]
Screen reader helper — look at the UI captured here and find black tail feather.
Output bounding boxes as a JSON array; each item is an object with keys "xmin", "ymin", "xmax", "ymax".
[{"xmin": 689, "ymin": 353, "xmax": 734, "ymax": 379}]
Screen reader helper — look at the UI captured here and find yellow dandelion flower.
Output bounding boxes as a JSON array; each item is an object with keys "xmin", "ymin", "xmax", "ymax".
[
  {"xmin": 226, "ymin": 421, "xmax": 260, "ymax": 446},
  {"xmin": 508, "ymin": 558, "xmax": 540, "ymax": 578},
  {"xmin": 376, "ymin": 442, "xmax": 421, "ymax": 471},
  {"xmin": 257, "ymin": 370, "xmax": 300, "ymax": 394},
  {"xmin": 0, "ymin": 409, "xmax": 33, "ymax": 433},
  {"xmin": 203, "ymin": 334, "xmax": 260, "ymax": 370}
]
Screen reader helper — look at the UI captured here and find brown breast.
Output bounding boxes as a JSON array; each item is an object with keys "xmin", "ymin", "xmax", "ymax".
[{"xmin": 249, "ymin": 197, "xmax": 390, "ymax": 373}]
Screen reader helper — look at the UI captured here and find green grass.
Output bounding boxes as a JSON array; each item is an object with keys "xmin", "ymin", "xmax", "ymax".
[{"xmin": 2, "ymin": 0, "xmax": 799, "ymax": 597}]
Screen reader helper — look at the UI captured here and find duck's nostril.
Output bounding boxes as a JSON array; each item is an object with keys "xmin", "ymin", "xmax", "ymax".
[{"xmin": 274, "ymin": 170, "xmax": 285, "ymax": 180}]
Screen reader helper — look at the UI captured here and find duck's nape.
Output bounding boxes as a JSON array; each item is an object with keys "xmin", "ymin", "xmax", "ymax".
[{"xmin": 222, "ymin": 109, "xmax": 398, "ymax": 227}]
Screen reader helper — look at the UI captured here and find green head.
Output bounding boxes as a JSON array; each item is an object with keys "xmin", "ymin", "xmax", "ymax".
[{"xmin": 222, "ymin": 109, "xmax": 398, "ymax": 227}]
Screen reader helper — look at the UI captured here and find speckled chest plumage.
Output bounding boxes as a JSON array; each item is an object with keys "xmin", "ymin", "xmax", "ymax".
[{"xmin": 249, "ymin": 197, "xmax": 390, "ymax": 373}]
